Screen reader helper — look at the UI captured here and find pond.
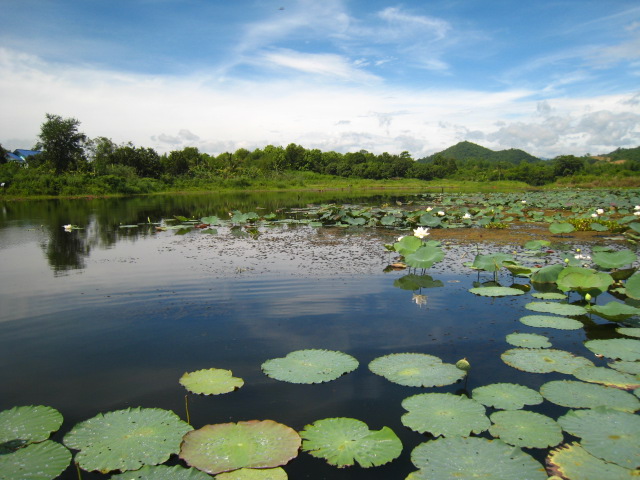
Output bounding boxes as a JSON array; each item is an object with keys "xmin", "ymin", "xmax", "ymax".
[{"xmin": 1, "ymin": 191, "xmax": 639, "ymax": 480}]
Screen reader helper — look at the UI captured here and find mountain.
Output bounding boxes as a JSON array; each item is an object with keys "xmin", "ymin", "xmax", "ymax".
[
  {"xmin": 419, "ymin": 141, "xmax": 541, "ymax": 164},
  {"xmin": 594, "ymin": 146, "xmax": 640, "ymax": 163}
]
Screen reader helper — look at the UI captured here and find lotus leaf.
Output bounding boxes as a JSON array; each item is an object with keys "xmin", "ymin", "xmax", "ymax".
[
  {"xmin": 530, "ymin": 264, "xmax": 564, "ymax": 283},
  {"xmin": 0, "ymin": 405, "xmax": 63, "ymax": 445},
  {"xmin": 468, "ymin": 287, "xmax": 525, "ymax": 297},
  {"xmin": 471, "ymin": 383, "xmax": 543, "ymax": 410},
  {"xmin": 524, "ymin": 239, "xmax": 551, "ymax": 250},
  {"xmin": 625, "ymin": 272, "xmax": 640, "ymax": 300},
  {"xmin": 547, "ymin": 442, "xmax": 636, "ymax": 480},
  {"xmin": 404, "ymin": 245, "xmax": 445, "ymax": 269},
  {"xmin": 110, "ymin": 465, "xmax": 211, "ymax": 479},
  {"xmin": 261, "ymin": 349, "xmax": 358, "ymax": 384},
  {"xmin": 592, "ymin": 249, "xmax": 637, "ymax": 269},
  {"xmin": 200, "ymin": 215, "xmax": 220, "ymax": 225},
  {"xmin": 531, "ymin": 292, "xmax": 567, "ymax": 300},
  {"xmin": 584, "ymin": 338, "xmax": 640, "ymax": 361},
  {"xmin": 180, "ymin": 420, "xmax": 300, "ymax": 475},
  {"xmin": 368, "ymin": 353, "xmax": 465, "ymax": 387},
  {"xmin": 401, "ymin": 393, "xmax": 490, "ymax": 437},
  {"xmin": 0, "ymin": 440, "xmax": 71, "ymax": 480},
  {"xmin": 505, "ymin": 332, "xmax": 551, "ymax": 349},
  {"xmin": 549, "ymin": 222, "xmax": 575, "ymax": 234},
  {"xmin": 519, "ymin": 314, "xmax": 583, "ymax": 330},
  {"xmin": 393, "ymin": 236, "xmax": 422, "ymax": 256},
  {"xmin": 525, "ymin": 301, "xmax": 587, "ymax": 316},
  {"xmin": 556, "ymin": 267, "xmax": 614, "ymax": 296},
  {"xmin": 572, "ymin": 366, "xmax": 640, "ymax": 390},
  {"xmin": 502, "ymin": 261, "xmax": 537, "ymax": 277},
  {"xmin": 300, "ymin": 417, "xmax": 401, "ymax": 468},
  {"xmin": 63, "ymin": 407, "xmax": 192, "ymax": 473},
  {"xmin": 215, "ymin": 468, "xmax": 288, "ymax": 480},
  {"xmin": 589, "ymin": 302, "xmax": 640, "ymax": 321},
  {"xmin": 609, "ymin": 360, "xmax": 640, "ymax": 375},
  {"xmin": 408, "ymin": 437, "xmax": 547, "ymax": 480},
  {"xmin": 179, "ymin": 368, "xmax": 244, "ymax": 395},
  {"xmin": 489, "ymin": 410, "xmax": 562, "ymax": 449},
  {"xmin": 393, "ymin": 274, "xmax": 443, "ymax": 290},
  {"xmin": 540, "ymin": 380, "xmax": 640, "ymax": 412},
  {"xmin": 470, "ymin": 253, "xmax": 513, "ymax": 272},
  {"xmin": 502, "ymin": 348, "xmax": 594, "ymax": 374},
  {"xmin": 558, "ymin": 407, "xmax": 640, "ymax": 469},
  {"xmin": 617, "ymin": 327, "xmax": 640, "ymax": 338}
]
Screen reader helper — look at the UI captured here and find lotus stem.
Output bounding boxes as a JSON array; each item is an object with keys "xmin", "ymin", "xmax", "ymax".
[
  {"xmin": 185, "ymin": 394, "xmax": 191, "ymax": 425},
  {"xmin": 75, "ymin": 461, "xmax": 82, "ymax": 480}
]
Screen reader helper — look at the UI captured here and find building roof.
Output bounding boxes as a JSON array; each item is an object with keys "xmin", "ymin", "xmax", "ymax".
[
  {"xmin": 5, "ymin": 152, "xmax": 25, "ymax": 162},
  {"xmin": 14, "ymin": 149, "xmax": 42, "ymax": 158}
]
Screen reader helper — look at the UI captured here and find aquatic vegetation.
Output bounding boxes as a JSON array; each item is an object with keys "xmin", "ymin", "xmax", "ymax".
[
  {"xmin": 368, "ymin": 353, "xmax": 465, "ymax": 387},
  {"xmin": 489, "ymin": 410, "xmax": 563, "ymax": 449},
  {"xmin": 547, "ymin": 442, "xmax": 637, "ymax": 479},
  {"xmin": 584, "ymin": 338, "xmax": 640, "ymax": 361},
  {"xmin": 179, "ymin": 368, "xmax": 244, "ymax": 395},
  {"xmin": 505, "ymin": 332, "xmax": 552, "ymax": 348},
  {"xmin": 469, "ymin": 286, "xmax": 525, "ymax": 297},
  {"xmin": 502, "ymin": 348, "xmax": 594, "ymax": 374},
  {"xmin": 261, "ymin": 349, "xmax": 358, "ymax": 384},
  {"xmin": 471, "ymin": 383, "xmax": 543, "ymax": 410},
  {"xmin": 519, "ymin": 314, "xmax": 583, "ymax": 330},
  {"xmin": 109, "ymin": 464, "xmax": 211, "ymax": 479},
  {"xmin": 540, "ymin": 380, "xmax": 640, "ymax": 412}
]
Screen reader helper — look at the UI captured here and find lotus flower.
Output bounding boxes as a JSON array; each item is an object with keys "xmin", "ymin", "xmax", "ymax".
[
  {"xmin": 413, "ymin": 227, "xmax": 430, "ymax": 239},
  {"xmin": 412, "ymin": 293, "xmax": 427, "ymax": 307},
  {"xmin": 63, "ymin": 224, "xmax": 73, "ymax": 232}
]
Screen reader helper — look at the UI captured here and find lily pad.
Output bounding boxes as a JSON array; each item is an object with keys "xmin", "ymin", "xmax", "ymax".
[
  {"xmin": 531, "ymin": 292, "xmax": 567, "ymax": 300},
  {"xmin": 589, "ymin": 302, "xmax": 640, "ymax": 321},
  {"xmin": 556, "ymin": 267, "xmax": 614, "ymax": 297},
  {"xmin": 471, "ymin": 383, "xmax": 543, "ymax": 410},
  {"xmin": 0, "ymin": 405, "xmax": 63, "ymax": 445},
  {"xmin": 215, "ymin": 468, "xmax": 288, "ymax": 480},
  {"xmin": 525, "ymin": 301, "xmax": 587, "ymax": 316},
  {"xmin": 572, "ymin": 366, "xmax": 640, "ymax": 390},
  {"xmin": 617, "ymin": 327, "xmax": 640, "ymax": 337},
  {"xmin": 502, "ymin": 348, "xmax": 594, "ymax": 374},
  {"xmin": 261, "ymin": 349, "xmax": 358, "ymax": 384},
  {"xmin": 625, "ymin": 272, "xmax": 640, "ymax": 299},
  {"xmin": 470, "ymin": 253, "xmax": 514, "ymax": 272},
  {"xmin": 110, "ymin": 465, "xmax": 211, "ymax": 479},
  {"xmin": 558, "ymin": 407, "xmax": 640, "ymax": 469},
  {"xmin": 368, "ymin": 353, "xmax": 465, "ymax": 387},
  {"xmin": 179, "ymin": 368, "xmax": 244, "ymax": 395},
  {"xmin": 469, "ymin": 287, "xmax": 525, "ymax": 297},
  {"xmin": 547, "ymin": 442, "xmax": 636, "ymax": 480},
  {"xmin": 540, "ymin": 380, "xmax": 640, "ymax": 412},
  {"xmin": 393, "ymin": 274, "xmax": 443, "ymax": 290},
  {"xmin": 530, "ymin": 264, "xmax": 564, "ymax": 283},
  {"xmin": 519, "ymin": 314, "xmax": 583, "ymax": 330},
  {"xmin": 408, "ymin": 437, "xmax": 547, "ymax": 480},
  {"xmin": 0, "ymin": 440, "xmax": 71, "ymax": 480},
  {"xmin": 401, "ymin": 393, "xmax": 490, "ymax": 437},
  {"xmin": 609, "ymin": 360, "xmax": 640, "ymax": 375},
  {"xmin": 489, "ymin": 410, "xmax": 563, "ymax": 449},
  {"xmin": 549, "ymin": 222, "xmax": 575, "ymax": 234},
  {"xmin": 592, "ymin": 249, "xmax": 637, "ymax": 269},
  {"xmin": 505, "ymin": 332, "xmax": 551, "ymax": 349},
  {"xmin": 300, "ymin": 417, "xmax": 402, "ymax": 468},
  {"xmin": 584, "ymin": 338, "xmax": 640, "ymax": 361},
  {"xmin": 180, "ymin": 420, "xmax": 300, "ymax": 475},
  {"xmin": 63, "ymin": 407, "xmax": 192, "ymax": 473},
  {"xmin": 404, "ymin": 244, "xmax": 445, "ymax": 269}
]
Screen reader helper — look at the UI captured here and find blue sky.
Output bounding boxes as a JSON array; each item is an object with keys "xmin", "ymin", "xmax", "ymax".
[{"xmin": 1, "ymin": 0, "xmax": 639, "ymax": 158}]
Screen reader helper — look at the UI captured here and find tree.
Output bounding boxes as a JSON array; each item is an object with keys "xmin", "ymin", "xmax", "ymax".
[
  {"xmin": 35, "ymin": 114, "xmax": 87, "ymax": 173},
  {"xmin": 553, "ymin": 155, "xmax": 584, "ymax": 177},
  {"xmin": 0, "ymin": 143, "xmax": 7, "ymax": 164}
]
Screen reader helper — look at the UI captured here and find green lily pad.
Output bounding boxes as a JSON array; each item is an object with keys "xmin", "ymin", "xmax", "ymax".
[
  {"xmin": 530, "ymin": 264, "xmax": 564, "ymax": 283},
  {"xmin": 393, "ymin": 236, "xmax": 422, "ymax": 256},
  {"xmin": 519, "ymin": 314, "xmax": 583, "ymax": 330},
  {"xmin": 300, "ymin": 417, "xmax": 402, "ymax": 468},
  {"xmin": 505, "ymin": 333, "xmax": 551, "ymax": 349},
  {"xmin": 393, "ymin": 274, "xmax": 443, "ymax": 290},
  {"xmin": 110, "ymin": 465, "xmax": 211, "ymax": 479},
  {"xmin": 63, "ymin": 407, "xmax": 192, "ymax": 473},
  {"xmin": 547, "ymin": 442, "xmax": 636, "ymax": 480},
  {"xmin": 0, "ymin": 405, "xmax": 63, "ymax": 445},
  {"xmin": 589, "ymin": 302, "xmax": 640, "ymax": 321},
  {"xmin": 556, "ymin": 267, "xmax": 614, "ymax": 296},
  {"xmin": 200, "ymin": 216, "xmax": 221, "ymax": 225},
  {"xmin": 470, "ymin": 253, "xmax": 514, "ymax": 272},
  {"xmin": 408, "ymin": 437, "xmax": 547, "ymax": 480},
  {"xmin": 179, "ymin": 368, "xmax": 244, "ymax": 395},
  {"xmin": 180, "ymin": 420, "xmax": 300, "ymax": 475},
  {"xmin": 584, "ymin": 338, "xmax": 640, "ymax": 361},
  {"xmin": 404, "ymin": 244, "xmax": 445, "ymax": 269},
  {"xmin": 592, "ymin": 249, "xmax": 637, "ymax": 269},
  {"xmin": 524, "ymin": 239, "xmax": 551, "ymax": 250},
  {"xmin": 469, "ymin": 287, "xmax": 525, "ymax": 297},
  {"xmin": 215, "ymin": 468, "xmax": 288, "ymax": 480},
  {"xmin": 368, "ymin": 353, "xmax": 465, "ymax": 387},
  {"xmin": 0, "ymin": 440, "xmax": 71, "ymax": 480},
  {"xmin": 472, "ymin": 383, "xmax": 543, "ymax": 410},
  {"xmin": 625, "ymin": 272, "xmax": 640, "ymax": 299},
  {"xmin": 531, "ymin": 292, "xmax": 567, "ymax": 300},
  {"xmin": 502, "ymin": 348, "xmax": 594, "ymax": 374},
  {"xmin": 489, "ymin": 410, "xmax": 563, "ymax": 449},
  {"xmin": 609, "ymin": 360, "xmax": 640, "ymax": 375},
  {"xmin": 549, "ymin": 222, "xmax": 575, "ymax": 234},
  {"xmin": 261, "ymin": 349, "xmax": 358, "ymax": 384},
  {"xmin": 558, "ymin": 407, "xmax": 640, "ymax": 469},
  {"xmin": 540, "ymin": 380, "xmax": 640, "ymax": 412},
  {"xmin": 617, "ymin": 327, "xmax": 640, "ymax": 337},
  {"xmin": 401, "ymin": 393, "xmax": 490, "ymax": 437},
  {"xmin": 572, "ymin": 366, "xmax": 640, "ymax": 390},
  {"xmin": 525, "ymin": 301, "xmax": 587, "ymax": 316}
]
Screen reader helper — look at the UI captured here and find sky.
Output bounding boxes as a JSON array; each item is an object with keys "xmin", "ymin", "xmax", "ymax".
[{"xmin": 1, "ymin": 0, "xmax": 639, "ymax": 159}]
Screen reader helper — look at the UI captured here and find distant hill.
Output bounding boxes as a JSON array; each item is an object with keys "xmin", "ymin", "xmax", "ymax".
[
  {"xmin": 419, "ymin": 141, "xmax": 541, "ymax": 164},
  {"xmin": 593, "ymin": 146, "xmax": 640, "ymax": 163}
]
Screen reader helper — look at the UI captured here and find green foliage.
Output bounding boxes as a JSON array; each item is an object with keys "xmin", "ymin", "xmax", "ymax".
[{"xmin": 35, "ymin": 113, "xmax": 87, "ymax": 173}]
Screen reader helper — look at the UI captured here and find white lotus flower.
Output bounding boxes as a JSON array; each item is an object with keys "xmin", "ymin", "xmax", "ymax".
[
  {"xmin": 635, "ymin": 205, "xmax": 640, "ymax": 211},
  {"xmin": 63, "ymin": 224, "xmax": 72, "ymax": 232},
  {"xmin": 426, "ymin": 207, "xmax": 433, "ymax": 212},
  {"xmin": 596, "ymin": 208, "xmax": 604, "ymax": 215},
  {"xmin": 521, "ymin": 200, "xmax": 527, "ymax": 204},
  {"xmin": 463, "ymin": 213, "xmax": 472, "ymax": 219},
  {"xmin": 591, "ymin": 213, "xmax": 598, "ymax": 218},
  {"xmin": 397, "ymin": 236, "xmax": 405, "ymax": 242},
  {"xmin": 413, "ymin": 227, "xmax": 430, "ymax": 239},
  {"xmin": 412, "ymin": 293, "xmax": 427, "ymax": 307},
  {"xmin": 437, "ymin": 211, "xmax": 445, "ymax": 216},
  {"xmin": 634, "ymin": 211, "xmax": 640, "ymax": 216}
]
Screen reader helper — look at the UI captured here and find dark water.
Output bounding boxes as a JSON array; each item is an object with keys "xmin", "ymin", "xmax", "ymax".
[{"xmin": 0, "ymin": 192, "xmax": 629, "ymax": 479}]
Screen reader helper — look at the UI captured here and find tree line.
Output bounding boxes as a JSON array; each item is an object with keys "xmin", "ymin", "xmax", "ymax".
[{"xmin": 1, "ymin": 114, "xmax": 639, "ymax": 195}]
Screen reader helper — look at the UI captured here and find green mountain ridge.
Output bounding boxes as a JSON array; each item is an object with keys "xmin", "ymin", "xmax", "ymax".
[{"xmin": 419, "ymin": 141, "xmax": 541, "ymax": 164}]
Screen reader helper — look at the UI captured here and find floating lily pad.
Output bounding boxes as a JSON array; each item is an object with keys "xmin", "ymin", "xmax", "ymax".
[
  {"xmin": 404, "ymin": 245, "xmax": 445, "ymax": 269},
  {"xmin": 530, "ymin": 264, "xmax": 564, "ymax": 283},
  {"xmin": 558, "ymin": 407, "xmax": 640, "ymax": 469},
  {"xmin": 489, "ymin": 410, "xmax": 563, "ymax": 449},
  {"xmin": 547, "ymin": 442, "xmax": 636, "ymax": 480},
  {"xmin": 502, "ymin": 348, "xmax": 594, "ymax": 374},
  {"xmin": 592, "ymin": 249, "xmax": 637, "ymax": 269},
  {"xmin": 609, "ymin": 360, "xmax": 640, "ymax": 375},
  {"xmin": 472, "ymin": 383, "xmax": 543, "ymax": 410},
  {"xmin": 549, "ymin": 222, "xmax": 574, "ymax": 234},
  {"xmin": 584, "ymin": 338, "xmax": 640, "ymax": 361},
  {"xmin": 408, "ymin": 437, "xmax": 547, "ymax": 480},
  {"xmin": 617, "ymin": 327, "xmax": 640, "ymax": 338},
  {"xmin": 525, "ymin": 301, "xmax": 587, "ymax": 316},
  {"xmin": 540, "ymin": 380, "xmax": 640, "ymax": 412},
  {"xmin": 368, "ymin": 353, "xmax": 465, "ymax": 387},
  {"xmin": 625, "ymin": 272, "xmax": 640, "ymax": 299},
  {"xmin": 556, "ymin": 267, "xmax": 614, "ymax": 297},
  {"xmin": 401, "ymin": 393, "xmax": 489, "ymax": 437},
  {"xmin": 572, "ymin": 366, "xmax": 640, "ymax": 390},
  {"xmin": 531, "ymin": 292, "xmax": 567, "ymax": 300},
  {"xmin": 393, "ymin": 236, "xmax": 422, "ymax": 256},
  {"xmin": 180, "ymin": 420, "xmax": 300, "ymax": 475},
  {"xmin": 110, "ymin": 464, "xmax": 211, "ymax": 479},
  {"xmin": 179, "ymin": 368, "xmax": 244, "ymax": 395},
  {"xmin": 215, "ymin": 468, "xmax": 288, "ymax": 480},
  {"xmin": 261, "ymin": 349, "xmax": 358, "ymax": 384},
  {"xmin": 469, "ymin": 287, "xmax": 525, "ymax": 297},
  {"xmin": 589, "ymin": 302, "xmax": 640, "ymax": 321},
  {"xmin": 0, "ymin": 405, "xmax": 63, "ymax": 445},
  {"xmin": 300, "ymin": 417, "xmax": 402, "ymax": 468},
  {"xmin": 470, "ymin": 253, "xmax": 514, "ymax": 272},
  {"xmin": 0, "ymin": 440, "xmax": 71, "ymax": 480},
  {"xmin": 63, "ymin": 407, "xmax": 192, "ymax": 473},
  {"xmin": 505, "ymin": 333, "xmax": 551, "ymax": 349},
  {"xmin": 519, "ymin": 315, "xmax": 583, "ymax": 330}
]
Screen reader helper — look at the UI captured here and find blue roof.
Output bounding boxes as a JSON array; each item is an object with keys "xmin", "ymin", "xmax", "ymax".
[
  {"xmin": 5, "ymin": 152, "xmax": 25, "ymax": 162},
  {"xmin": 14, "ymin": 149, "xmax": 41, "ymax": 158}
]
